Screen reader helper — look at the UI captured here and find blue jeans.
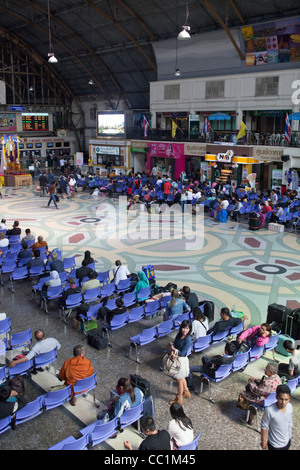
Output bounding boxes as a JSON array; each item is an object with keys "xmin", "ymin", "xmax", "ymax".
[{"xmin": 47, "ymin": 193, "xmax": 57, "ymax": 208}]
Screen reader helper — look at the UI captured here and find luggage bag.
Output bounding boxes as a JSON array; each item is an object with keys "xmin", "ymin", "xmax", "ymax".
[{"xmin": 198, "ymin": 300, "xmax": 214, "ymax": 323}]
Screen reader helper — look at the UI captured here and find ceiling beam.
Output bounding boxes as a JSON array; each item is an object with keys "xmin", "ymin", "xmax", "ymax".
[
  {"xmin": 202, "ymin": 0, "xmax": 245, "ymax": 60},
  {"xmin": 228, "ymin": 0, "xmax": 245, "ymax": 25},
  {"xmin": 82, "ymin": 0, "xmax": 157, "ymax": 72}
]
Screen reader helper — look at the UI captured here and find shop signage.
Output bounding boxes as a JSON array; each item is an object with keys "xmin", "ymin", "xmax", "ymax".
[
  {"xmin": 95, "ymin": 146, "xmax": 119, "ymax": 155},
  {"xmin": 252, "ymin": 146, "xmax": 282, "ymax": 162},
  {"xmin": 184, "ymin": 142, "xmax": 207, "ymax": 156},
  {"xmin": 216, "ymin": 149, "xmax": 234, "ymax": 162}
]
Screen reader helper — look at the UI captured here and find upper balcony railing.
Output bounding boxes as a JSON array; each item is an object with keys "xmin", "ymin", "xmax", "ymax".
[{"xmin": 128, "ymin": 128, "xmax": 300, "ymax": 147}]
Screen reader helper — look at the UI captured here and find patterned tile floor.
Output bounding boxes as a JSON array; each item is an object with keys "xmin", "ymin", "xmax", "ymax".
[{"xmin": 0, "ymin": 184, "xmax": 299, "ymax": 451}]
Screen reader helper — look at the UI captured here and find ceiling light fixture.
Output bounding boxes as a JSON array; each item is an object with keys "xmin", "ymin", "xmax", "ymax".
[
  {"xmin": 88, "ymin": 79, "xmax": 94, "ymax": 85},
  {"xmin": 175, "ymin": 68, "xmax": 181, "ymax": 77},
  {"xmin": 47, "ymin": 0, "xmax": 58, "ymax": 63},
  {"xmin": 178, "ymin": 0, "xmax": 191, "ymax": 40}
]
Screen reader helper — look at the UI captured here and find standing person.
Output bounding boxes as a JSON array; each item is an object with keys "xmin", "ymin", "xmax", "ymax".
[
  {"xmin": 68, "ymin": 175, "xmax": 76, "ymax": 198},
  {"xmin": 260, "ymin": 384, "xmax": 293, "ymax": 450},
  {"xmin": 168, "ymin": 320, "xmax": 192, "ymax": 405},
  {"xmin": 39, "ymin": 172, "xmax": 48, "ymax": 197},
  {"xmin": 60, "ymin": 156, "xmax": 65, "ymax": 174},
  {"xmin": 47, "ymin": 182, "xmax": 59, "ymax": 209}
]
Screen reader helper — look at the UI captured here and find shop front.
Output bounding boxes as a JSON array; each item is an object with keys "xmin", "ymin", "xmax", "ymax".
[
  {"xmin": 205, "ymin": 150, "xmax": 260, "ymax": 189},
  {"xmin": 89, "ymin": 140, "xmax": 130, "ymax": 176},
  {"xmin": 184, "ymin": 142, "xmax": 207, "ymax": 181},
  {"xmin": 130, "ymin": 141, "xmax": 148, "ymax": 174},
  {"xmin": 146, "ymin": 141, "xmax": 185, "ymax": 179}
]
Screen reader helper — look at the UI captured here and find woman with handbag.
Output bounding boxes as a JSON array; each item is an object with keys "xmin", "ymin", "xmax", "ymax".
[{"xmin": 168, "ymin": 320, "xmax": 192, "ymax": 406}]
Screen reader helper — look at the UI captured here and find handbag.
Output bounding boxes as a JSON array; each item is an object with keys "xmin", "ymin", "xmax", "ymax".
[{"xmin": 162, "ymin": 353, "xmax": 181, "ymax": 376}]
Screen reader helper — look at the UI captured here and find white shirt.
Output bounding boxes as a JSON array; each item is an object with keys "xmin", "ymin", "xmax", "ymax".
[
  {"xmin": 0, "ymin": 238, "xmax": 9, "ymax": 248},
  {"xmin": 191, "ymin": 318, "xmax": 209, "ymax": 340},
  {"xmin": 221, "ymin": 200, "xmax": 229, "ymax": 210},
  {"xmin": 167, "ymin": 419, "xmax": 194, "ymax": 449},
  {"xmin": 113, "ymin": 264, "xmax": 130, "ymax": 285},
  {"xmin": 26, "ymin": 337, "xmax": 61, "ymax": 361}
]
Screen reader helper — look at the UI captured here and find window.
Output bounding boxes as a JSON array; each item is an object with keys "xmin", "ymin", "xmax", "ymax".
[
  {"xmin": 205, "ymin": 80, "xmax": 225, "ymax": 99},
  {"xmin": 255, "ymin": 76, "xmax": 279, "ymax": 96},
  {"xmin": 164, "ymin": 84, "xmax": 180, "ymax": 100}
]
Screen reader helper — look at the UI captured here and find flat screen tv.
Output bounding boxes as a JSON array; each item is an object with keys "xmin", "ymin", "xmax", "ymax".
[{"xmin": 97, "ymin": 111, "xmax": 125, "ymax": 137}]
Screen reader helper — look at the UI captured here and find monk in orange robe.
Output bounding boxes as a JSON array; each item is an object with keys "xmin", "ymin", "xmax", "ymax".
[{"xmin": 58, "ymin": 344, "xmax": 93, "ymax": 405}]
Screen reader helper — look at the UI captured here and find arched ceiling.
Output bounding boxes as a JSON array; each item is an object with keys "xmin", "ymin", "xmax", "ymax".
[{"xmin": 0, "ymin": 0, "xmax": 299, "ymax": 110}]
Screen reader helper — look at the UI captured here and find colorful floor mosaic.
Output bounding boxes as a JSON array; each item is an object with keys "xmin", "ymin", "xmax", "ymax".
[{"xmin": 1, "ymin": 185, "xmax": 299, "ymax": 327}]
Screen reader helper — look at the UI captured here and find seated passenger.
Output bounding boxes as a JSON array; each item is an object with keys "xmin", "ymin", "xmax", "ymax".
[
  {"xmin": 191, "ymin": 307, "xmax": 209, "ymax": 340},
  {"xmin": 134, "ymin": 271, "xmax": 150, "ymax": 301},
  {"xmin": 167, "ymin": 402, "xmax": 194, "ymax": 450},
  {"xmin": 99, "ymin": 297, "xmax": 127, "ymax": 324},
  {"xmin": 164, "ymin": 290, "xmax": 189, "ymax": 321},
  {"xmin": 236, "ymin": 362, "xmax": 282, "ymax": 425},
  {"xmin": 49, "ymin": 251, "xmax": 64, "ymax": 273},
  {"xmin": 278, "ymin": 340, "xmax": 300, "ymax": 381},
  {"xmin": 207, "ymin": 307, "xmax": 244, "ymax": 337},
  {"xmin": 58, "ymin": 344, "xmax": 94, "ymax": 406},
  {"xmin": 232, "ymin": 323, "xmax": 272, "ymax": 353}
]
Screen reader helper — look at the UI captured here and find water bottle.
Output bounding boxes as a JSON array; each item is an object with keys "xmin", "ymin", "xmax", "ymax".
[{"xmin": 231, "ymin": 305, "xmax": 236, "ymax": 317}]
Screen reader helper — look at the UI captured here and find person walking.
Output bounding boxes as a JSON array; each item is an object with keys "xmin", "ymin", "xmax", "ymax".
[
  {"xmin": 260, "ymin": 384, "xmax": 293, "ymax": 450},
  {"xmin": 47, "ymin": 182, "xmax": 59, "ymax": 209}
]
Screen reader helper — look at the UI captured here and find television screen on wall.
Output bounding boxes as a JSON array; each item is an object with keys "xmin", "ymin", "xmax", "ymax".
[{"xmin": 97, "ymin": 111, "xmax": 125, "ymax": 137}]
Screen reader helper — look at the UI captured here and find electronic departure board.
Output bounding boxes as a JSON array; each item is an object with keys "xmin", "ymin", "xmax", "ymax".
[{"xmin": 22, "ymin": 113, "xmax": 49, "ymax": 131}]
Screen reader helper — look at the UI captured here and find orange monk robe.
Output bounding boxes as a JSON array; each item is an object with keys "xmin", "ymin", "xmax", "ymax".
[{"xmin": 58, "ymin": 356, "xmax": 93, "ymax": 395}]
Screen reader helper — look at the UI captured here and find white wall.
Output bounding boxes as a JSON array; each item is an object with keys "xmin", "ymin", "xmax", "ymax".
[{"xmin": 150, "ymin": 69, "xmax": 300, "ymax": 119}]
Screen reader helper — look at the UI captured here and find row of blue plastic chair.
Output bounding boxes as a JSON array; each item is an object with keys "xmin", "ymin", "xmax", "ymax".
[
  {"xmin": 0, "ymin": 372, "xmax": 99, "ymax": 436},
  {"xmin": 49, "ymin": 399, "xmax": 202, "ymax": 451},
  {"xmin": 241, "ymin": 375, "xmax": 300, "ymax": 431},
  {"xmin": 197, "ymin": 330, "xmax": 284, "ymax": 404}
]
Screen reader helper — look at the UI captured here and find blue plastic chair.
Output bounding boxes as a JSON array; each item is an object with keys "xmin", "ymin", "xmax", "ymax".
[
  {"xmin": 99, "ymin": 283, "xmax": 115, "ymax": 299},
  {"xmin": 13, "ymin": 396, "xmax": 44, "ymax": 427},
  {"xmin": 210, "ymin": 328, "xmax": 231, "ymax": 345},
  {"xmin": 42, "ymin": 384, "xmax": 72, "ymax": 410},
  {"xmin": 248, "ymin": 345, "xmax": 264, "ymax": 362},
  {"xmin": 0, "ymin": 317, "xmax": 12, "ymax": 338},
  {"xmin": 122, "ymin": 291, "xmax": 136, "ymax": 308},
  {"xmin": 9, "ymin": 328, "xmax": 32, "ymax": 351},
  {"xmin": 0, "ymin": 260, "xmax": 17, "ymax": 285},
  {"xmin": 73, "ymin": 372, "xmax": 99, "ymax": 407},
  {"xmin": 144, "ymin": 299, "xmax": 161, "ymax": 317},
  {"xmin": 8, "ymin": 266, "xmax": 29, "ymax": 293},
  {"xmin": 116, "ymin": 278, "xmax": 131, "ymax": 294},
  {"xmin": 102, "ymin": 312, "xmax": 128, "ymax": 346},
  {"xmin": 200, "ymin": 363, "xmax": 232, "ymax": 403},
  {"xmin": 128, "ymin": 326, "xmax": 158, "ymax": 364},
  {"xmin": 48, "ymin": 433, "xmax": 89, "ymax": 450},
  {"xmin": 79, "ymin": 417, "xmax": 119, "ymax": 447},
  {"xmin": 63, "ymin": 256, "xmax": 76, "ymax": 270},
  {"xmin": 42, "ymin": 285, "xmax": 63, "ymax": 313},
  {"xmin": 0, "ymin": 415, "xmax": 12, "ymax": 434},
  {"xmin": 137, "ymin": 286, "xmax": 151, "ymax": 302},
  {"xmin": 118, "ymin": 402, "xmax": 144, "ymax": 431},
  {"xmin": 9, "ymin": 359, "xmax": 34, "ymax": 378},
  {"xmin": 177, "ymin": 432, "xmax": 202, "ymax": 450},
  {"xmin": 243, "ymin": 392, "xmax": 277, "ymax": 431},
  {"xmin": 28, "ymin": 264, "xmax": 45, "ymax": 278},
  {"xmin": 192, "ymin": 333, "xmax": 212, "ymax": 354},
  {"xmin": 82, "ymin": 287, "xmax": 100, "ymax": 303},
  {"xmin": 126, "ymin": 305, "xmax": 145, "ymax": 323},
  {"xmin": 156, "ymin": 320, "xmax": 174, "ymax": 338},
  {"xmin": 231, "ymin": 351, "xmax": 249, "ymax": 372},
  {"xmin": 96, "ymin": 270, "xmax": 110, "ymax": 284},
  {"xmin": 60, "ymin": 291, "xmax": 83, "ymax": 322},
  {"xmin": 34, "ymin": 348, "xmax": 57, "ymax": 372}
]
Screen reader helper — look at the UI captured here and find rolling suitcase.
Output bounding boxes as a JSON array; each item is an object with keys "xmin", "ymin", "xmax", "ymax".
[
  {"xmin": 266, "ymin": 303, "xmax": 293, "ymax": 328},
  {"xmin": 249, "ymin": 211, "xmax": 259, "ymax": 231},
  {"xmin": 285, "ymin": 309, "xmax": 300, "ymax": 341},
  {"xmin": 198, "ymin": 300, "xmax": 214, "ymax": 322}
]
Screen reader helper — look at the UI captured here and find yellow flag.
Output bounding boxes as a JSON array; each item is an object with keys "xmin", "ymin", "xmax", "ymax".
[
  {"xmin": 171, "ymin": 120, "xmax": 178, "ymax": 138},
  {"xmin": 237, "ymin": 121, "xmax": 247, "ymax": 140}
]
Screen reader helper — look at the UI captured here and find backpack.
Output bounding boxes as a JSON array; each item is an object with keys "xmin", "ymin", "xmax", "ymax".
[
  {"xmin": 87, "ymin": 331, "xmax": 108, "ymax": 350},
  {"xmin": 142, "ymin": 265, "xmax": 155, "ymax": 280}
]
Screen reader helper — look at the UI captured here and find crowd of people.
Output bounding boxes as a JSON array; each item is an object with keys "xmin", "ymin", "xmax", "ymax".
[{"xmin": 0, "ymin": 167, "xmax": 299, "ymax": 450}]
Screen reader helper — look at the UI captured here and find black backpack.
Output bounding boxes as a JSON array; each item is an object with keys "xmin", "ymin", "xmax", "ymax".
[{"xmin": 87, "ymin": 331, "xmax": 108, "ymax": 350}]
